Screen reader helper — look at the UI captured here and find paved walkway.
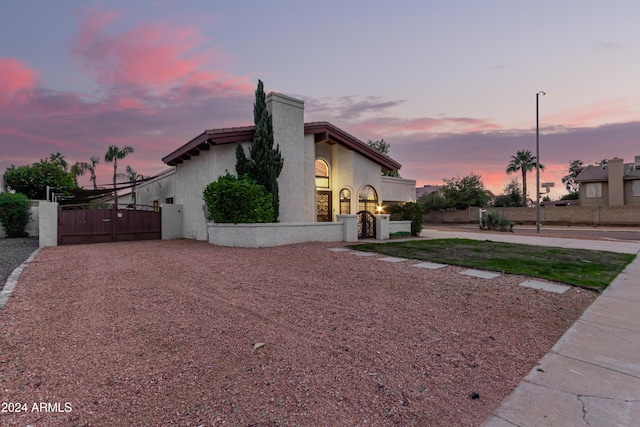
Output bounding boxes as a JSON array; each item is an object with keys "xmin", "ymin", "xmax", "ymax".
[
  {"xmin": 331, "ymin": 246, "xmax": 571, "ymax": 293},
  {"xmin": 415, "ymin": 228, "xmax": 640, "ymax": 427}
]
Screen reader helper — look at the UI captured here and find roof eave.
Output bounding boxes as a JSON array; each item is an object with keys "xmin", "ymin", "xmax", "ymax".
[
  {"xmin": 162, "ymin": 132, "xmax": 209, "ymax": 166},
  {"xmin": 162, "ymin": 127, "xmax": 256, "ymax": 166},
  {"xmin": 304, "ymin": 122, "xmax": 401, "ymax": 171}
]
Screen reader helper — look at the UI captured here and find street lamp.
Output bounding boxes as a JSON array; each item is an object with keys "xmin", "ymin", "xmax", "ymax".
[{"xmin": 536, "ymin": 91, "xmax": 546, "ymax": 234}]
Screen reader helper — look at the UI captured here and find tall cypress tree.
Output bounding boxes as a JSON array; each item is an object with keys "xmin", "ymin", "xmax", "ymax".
[{"xmin": 236, "ymin": 80, "xmax": 284, "ymax": 220}]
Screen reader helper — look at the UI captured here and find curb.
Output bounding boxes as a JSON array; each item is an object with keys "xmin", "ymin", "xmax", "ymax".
[{"xmin": 0, "ymin": 248, "xmax": 41, "ymax": 309}]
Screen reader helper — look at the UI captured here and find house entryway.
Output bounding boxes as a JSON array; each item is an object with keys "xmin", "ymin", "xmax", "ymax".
[
  {"xmin": 58, "ymin": 204, "xmax": 161, "ymax": 245},
  {"xmin": 316, "ymin": 191, "xmax": 332, "ymax": 222},
  {"xmin": 356, "ymin": 210, "xmax": 376, "ymax": 239}
]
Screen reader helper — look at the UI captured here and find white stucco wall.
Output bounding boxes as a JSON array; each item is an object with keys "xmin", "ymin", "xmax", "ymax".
[
  {"xmin": 136, "ymin": 168, "xmax": 176, "ymax": 207},
  {"xmin": 343, "ymin": 145, "xmax": 384, "ymax": 214},
  {"xmin": 351, "ymin": 153, "xmax": 383, "ymax": 194},
  {"xmin": 380, "ymin": 176, "xmax": 417, "ymax": 203},
  {"xmin": 208, "ymin": 216, "xmax": 359, "ymax": 248},
  {"xmin": 389, "ymin": 220, "xmax": 412, "ymax": 234},
  {"xmin": 314, "ymin": 141, "xmax": 415, "ymax": 219},
  {"xmin": 25, "ymin": 202, "xmax": 40, "ymax": 237},
  {"xmin": 175, "ymin": 142, "xmax": 243, "ymax": 240},
  {"xmin": 161, "ymin": 203, "xmax": 183, "ymax": 240},
  {"xmin": 316, "ymin": 141, "xmax": 382, "ymax": 218},
  {"xmin": 38, "ymin": 201, "xmax": 58, "ymax": 247},
  {"xmin": 267, "ymin": 93, "xmax": 315, "ymax": 223}
]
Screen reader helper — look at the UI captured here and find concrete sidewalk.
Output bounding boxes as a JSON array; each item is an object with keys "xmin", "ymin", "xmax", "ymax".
[{"xmin": 418, "ymin": 228, "xmax": 640, "ymax": 426}]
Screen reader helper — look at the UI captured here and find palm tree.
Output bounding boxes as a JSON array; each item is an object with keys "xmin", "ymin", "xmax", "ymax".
[
  {"xmin": 123, "ymin": 165, "xmax": 144, "ymax": 205},
  {"xmin": 49, "ymin": 152, "xmax": 68, "ymax": 171},
  {"xmin": 506, "ymin": 149, "xmax": 544, "ymax": 202},
  {"xmin": 70, "ymin": 161, "xmax": 89, "ymax": 186},
  {"xmin": 70, "ymin": 156, "xmax": 100, "ymax": 189},
  {"xmin": 86, "ymin": 156, "xmax": 100, "ymax": 190},
  {"xmin": 104, "ymin": 145, "xmax": 134, "ymax": 207},
  {"xmin": 561, "ymin": 159, "xmax": 584, "ymax": 193}
]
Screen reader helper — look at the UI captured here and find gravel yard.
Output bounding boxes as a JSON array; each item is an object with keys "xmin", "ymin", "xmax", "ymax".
[
  {"xmin": 0, "ymin": 238, "xmax": 39, "ymax": 292},
  {"xmin": 0, "ymin": 239, "xmax": 596, "ymax": 426}
]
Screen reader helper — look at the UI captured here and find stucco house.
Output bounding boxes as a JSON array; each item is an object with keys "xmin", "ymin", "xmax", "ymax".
[
  {"xmin": 132, "ymin": 92, "xmax": 416, "ymax": 243},
  {"xmin": 575, "ymin": 156, "xmax": 640, "ymax": 206}
]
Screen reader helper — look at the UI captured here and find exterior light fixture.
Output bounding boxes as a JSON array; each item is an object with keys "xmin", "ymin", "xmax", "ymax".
[{"xmin": 376, "ymin": 205, "xmax": 383, "ymax": 213}]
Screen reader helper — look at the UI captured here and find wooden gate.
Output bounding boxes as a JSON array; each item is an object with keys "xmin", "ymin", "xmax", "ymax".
[
  {"xmin": 58, "ymin": 204, "xmax": 161, "ymax": 245},
  {"xmin": 356, "ymin": 210, "xmax": 376, "ymax": 239}
]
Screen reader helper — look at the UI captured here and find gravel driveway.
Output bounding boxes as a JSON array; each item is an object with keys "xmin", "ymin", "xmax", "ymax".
[
  {"xmin": 0, "ymin": 240, "xmax": 596, "ymax": 426},
  {"xmin": 0, "ymin": 238, "xmax": 39, "ymax": 291}
]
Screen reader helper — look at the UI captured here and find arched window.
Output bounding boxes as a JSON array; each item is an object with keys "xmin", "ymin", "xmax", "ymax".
[
  {"xmin": 315, "ymin": 159, "xmax": 329, "ymax": 188},
  {"xmin": 339, "ymin": 188, "xmax": 351, "ymax": 214},
  {"xmin": 358, "ymin": 185, "xmax": 378, "ymax": 213}
]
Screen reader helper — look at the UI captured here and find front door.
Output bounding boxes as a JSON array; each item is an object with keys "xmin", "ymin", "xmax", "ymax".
[{"xmin": 316, "ymin": 191, "xmax": 332, "ymax": 222}]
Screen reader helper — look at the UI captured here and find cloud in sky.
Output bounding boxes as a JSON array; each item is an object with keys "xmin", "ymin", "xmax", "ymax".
[
  {"xmin": 72, "ymin": 7, "xmax": 249, "ymax": 96},
  {"xmin": 590, "ymin": 42, "xmax": 623, "ymax": 51},
  {"xmin": 302, "ymin": 94, "xmax": 640, "ymax": 199},
  {"xmin": 304, "ymin": 96, "xmax": 501, "ymax": 136},
  {"xmin": 387, "ymin": 121, "xmax": 640, "ymax": 199},
  {"xmin": 1, "ymin": 4, "xmax": 638, "ymax": 201},
  {"xmin": 0, "ymin": 58, "xmax": 38, "ymax": 110},
  {"xmin": 0, "ymin": 6, "xmax": 255, "ymax": 186}
]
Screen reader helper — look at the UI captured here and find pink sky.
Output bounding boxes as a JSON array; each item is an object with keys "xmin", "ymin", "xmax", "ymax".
[{"xmin": 2, "ymin": 3, "xmax": 639, "ymax": 201}]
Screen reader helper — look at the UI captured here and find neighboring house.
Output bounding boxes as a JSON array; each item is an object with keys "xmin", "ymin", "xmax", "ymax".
[
  {"xmin": 484, "ymin": 189, "xmax": 496, "ymax": 205},
  {"xmin": 416, "ymin": 185, "xmax": 443, "ymax": 200},
  {"xmin": 575, "ymin": 156, "xmax": 640, "ymax": 206},
  {"xmin": 126, "ymin": 167, "xmax": 176, "ymax": 210},
  {"xmin": 136, "ymin": 92, "xmax": 416, "ymax": 241},
  {"xmin": 0, "ymin": 176, "xmax": 5, "ymax": 193},
  {"xmin": 525, "ymin": 197, "xmax": 535, "ymax": 208}
]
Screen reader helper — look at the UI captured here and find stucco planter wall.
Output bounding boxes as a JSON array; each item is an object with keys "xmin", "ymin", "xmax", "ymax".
[
  {"xmin": 389, "ymin": 220, "xmax": 411, "ymax": 234},
  {"xmin": 208, "ymin": 220, "xmax": 355, "ymax": 248}
]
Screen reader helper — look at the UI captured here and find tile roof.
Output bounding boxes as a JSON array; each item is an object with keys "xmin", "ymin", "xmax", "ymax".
[{"xmin": 162, "ymin": 122, "xmax": 401, "ymax": 171}]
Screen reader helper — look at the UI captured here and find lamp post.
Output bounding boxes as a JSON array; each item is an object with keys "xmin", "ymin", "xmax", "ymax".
[{"xmin": 536, "ymin": 91, "xmax": 546, "ymax": 234}]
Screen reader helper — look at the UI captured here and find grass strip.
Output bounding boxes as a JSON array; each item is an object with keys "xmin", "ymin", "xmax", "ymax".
[{"xmin": 350, "ymin": 238, "xmax": 635, "ymax": 290}]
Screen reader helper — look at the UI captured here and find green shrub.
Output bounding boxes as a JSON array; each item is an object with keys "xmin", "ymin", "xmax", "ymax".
[
  {"xmin": 0, "ymin": 192, "xmax": 32, "ymax": 237},
  {"xmin": 385, "ymin": 203, "xmax": 403, "ymax": 220},
  {"xmin": 561, "ymin": 191, "xmax": 580, "ymax": 200},
  {"xmin": 386, "ymin": 202, "xmax": 423, "ymax": 236},
  {"xmin": 483, "ymin": 210, "xmax": 513, "ymax": 232},
  {"xmin": 203, "ymin": 172, "xmax": 275, "ymax": 223},
  {"xmin": 390, "ymin": 231, "xmax": 411, "ymax": 238},
  {"xmin": 404, "ymin": 202, "xmax": 423, "ymax": 236}
]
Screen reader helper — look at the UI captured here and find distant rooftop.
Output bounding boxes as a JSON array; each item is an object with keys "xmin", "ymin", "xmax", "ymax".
[
  {"xmin": 576, "ymin": 160, "xmax": 640, "ymax": 182},
  {"xmin": 416, "ymin": 185, "xmax": 443, "ymax": 199}
]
